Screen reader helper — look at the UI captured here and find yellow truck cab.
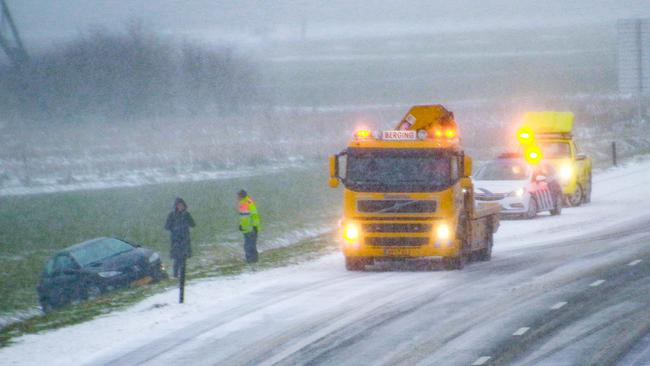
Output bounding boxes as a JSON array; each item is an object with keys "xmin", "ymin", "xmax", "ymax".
[
  {"xmin": 519, "ymin": 112, "xmax": 592, "ymax": 206},
  {"xmin": 329, "ymin": 105, "xmax": 499, "ymax": 271}
]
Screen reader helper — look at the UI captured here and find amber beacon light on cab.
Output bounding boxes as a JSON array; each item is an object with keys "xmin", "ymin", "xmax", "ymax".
[{"xmin": 328, "ymin": 105, "xmax": 500, "ymax": 271}]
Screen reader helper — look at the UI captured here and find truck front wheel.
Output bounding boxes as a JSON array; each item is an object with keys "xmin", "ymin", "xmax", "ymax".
[
  {"xmin": 525, "ymin": 198, "xmax": 538, "ymax": 219},
  {"xmin": 583, "ymin": 173, "xmax": 592, "ymax": 204},
  {"xmin": 443, "ymin": 255, "xmax": 466, "ymax": 270},
  {"xmin": 476, "ymin": 229, "xmax": 493, "ymax": 261},
  {"xmin": 566, "ymin": 184, "xmax": 583, "ymax": 207}
]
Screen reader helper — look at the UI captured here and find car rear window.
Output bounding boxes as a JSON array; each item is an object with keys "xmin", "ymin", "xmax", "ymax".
[{"xmin": 69, "ymin": 238, "xmax": 134, "ymax": 267}]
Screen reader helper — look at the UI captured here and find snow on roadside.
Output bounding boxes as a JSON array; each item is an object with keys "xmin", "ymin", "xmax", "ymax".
[
  {"xmin": 1, "ymin": 157, "xmax": 650, "ymax": 365},
  {"xmin": 0, "ymin": 160, "xmax": 307, "ymax": 197},
  {"xmin": 262, "ymin": 225, "xmax": 334, "ymax": 250},
  {"xmin": 495, "ymin": 154, "xmax": 650, "ymax": 252}
]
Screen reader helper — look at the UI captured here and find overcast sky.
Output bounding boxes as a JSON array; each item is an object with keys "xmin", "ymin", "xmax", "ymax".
[{"xmin": 5, "ymin": 0, "xmax": 650, "ymax": 46}]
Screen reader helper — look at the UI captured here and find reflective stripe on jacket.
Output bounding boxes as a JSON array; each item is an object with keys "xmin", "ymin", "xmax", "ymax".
[{"xmin": 239, "ymin": 196, "xmax": 260, "ymax": 233}]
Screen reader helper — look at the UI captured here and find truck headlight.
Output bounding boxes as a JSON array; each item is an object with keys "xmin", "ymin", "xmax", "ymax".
[
  {"xmin": 343, "ymin": 222, "xmax": 360, "ymax": 242},
  {"xmin": 559, "ymin": 164, "xmax": 573, "ymax": 182},
  {"xmin": 436, "ymin": 223, "xmax": 451, "ymax": 241},
  {"xmin": 508, "ymin": 187, "xmax": 526, "ymax": 197}
]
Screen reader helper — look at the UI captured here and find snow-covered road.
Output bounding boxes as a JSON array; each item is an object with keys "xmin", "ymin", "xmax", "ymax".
[{"xmin": 2, "ymin": 157, "xmax": 650, "ymax": 365}]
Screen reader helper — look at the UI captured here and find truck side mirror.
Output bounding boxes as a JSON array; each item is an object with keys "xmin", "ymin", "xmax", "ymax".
[
  {"xmin": 328, "ymin": 155, "xmax": 340, "ymax": 188},
  {"xmin": 576, "ymin": 153, "xmax": 586, "ymax": 161},
  {"xmin": 460, "ymin": 177, "xmax": 473, "ymax": 190},
  {"xmin": 463, "ymin": 155, "xmax": 472, "ymax": 177}
]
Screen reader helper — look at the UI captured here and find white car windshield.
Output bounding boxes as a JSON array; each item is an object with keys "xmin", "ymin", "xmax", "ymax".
[{"xmin": 475, "ymin": 160, "xmax": 531, "ymax": 181}]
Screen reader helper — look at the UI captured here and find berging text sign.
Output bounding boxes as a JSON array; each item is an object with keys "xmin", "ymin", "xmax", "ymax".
[{"xmin": 382, "ymin": 130, "xmax": 417, "ymax": 141}]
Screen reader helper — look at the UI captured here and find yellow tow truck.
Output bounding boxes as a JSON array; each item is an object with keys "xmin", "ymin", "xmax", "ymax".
[
  {"xmin": 328, "ymin": 105, "xmax": 500, "ymax": 270},
  {"xmin": 517, "ymin": 112, "xmax": 592, "ymax": 206}
]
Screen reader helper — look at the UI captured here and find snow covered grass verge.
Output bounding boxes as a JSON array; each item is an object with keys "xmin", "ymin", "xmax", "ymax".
[
  {"xmin": 0, "ymin": 156, "xmax": 649, "ymax": 363},
  {"xmin": 0, "ymin": 163, "xmax": 340, "ymax": 328},
  {"xmin": 0, "ymin": 231, "xmax": 338, "ymax": 347},
  {"xmin": 0, "ymin": 159, "xmax": 307, "ymax": 197}
]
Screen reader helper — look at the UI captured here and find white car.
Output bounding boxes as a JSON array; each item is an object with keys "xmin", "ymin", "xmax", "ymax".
[{"xmin": 473, "ymin": 157, "xmax": 563, "ymax": 219}]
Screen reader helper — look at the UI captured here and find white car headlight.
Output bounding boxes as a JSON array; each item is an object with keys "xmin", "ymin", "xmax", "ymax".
[
  {"xmin": 148, "ymin": 252, "xmax": 160, "ymax": 263},
  {"xmin": 98, "ymin": 271, "xmax": 122, "ymax": 278},
  {"xmin": 508, "ymin": 187, "xmax": 526, "ymax": 197}
]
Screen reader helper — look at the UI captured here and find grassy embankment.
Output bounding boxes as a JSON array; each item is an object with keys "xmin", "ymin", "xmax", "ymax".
[{"xmin": 0, "ymin": 163, "xmax": 340, "ymax": 345}]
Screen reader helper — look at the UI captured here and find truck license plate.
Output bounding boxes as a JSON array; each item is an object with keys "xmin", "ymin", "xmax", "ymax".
[{"xmin": 384, "ymin": 248, "xmax": 414, "ymax": 256}]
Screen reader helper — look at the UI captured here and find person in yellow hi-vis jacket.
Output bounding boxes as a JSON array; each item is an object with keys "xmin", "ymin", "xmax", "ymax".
[{"xmin": 238, "ymin": 190, "xmax": 261, "ymax": 263}]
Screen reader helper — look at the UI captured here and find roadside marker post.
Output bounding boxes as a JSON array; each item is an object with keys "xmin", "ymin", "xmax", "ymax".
[{"xmin": 179, "ymin": 257, "xmax": 186, "ymax": 304}]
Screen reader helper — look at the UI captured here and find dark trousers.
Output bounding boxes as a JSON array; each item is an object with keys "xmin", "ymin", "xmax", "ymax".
[
  {"xmin": 244, "ymin": 231, "xmax": 259, "ymax": 263},
  {"xmin": 172, "ymin": 257, "xmax": 186, "ymax": 278}
]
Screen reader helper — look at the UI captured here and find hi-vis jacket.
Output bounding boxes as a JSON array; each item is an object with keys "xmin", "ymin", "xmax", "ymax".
[{"xmin": 239, "ymin": 196, "xmax": 261, "ymax": 234}]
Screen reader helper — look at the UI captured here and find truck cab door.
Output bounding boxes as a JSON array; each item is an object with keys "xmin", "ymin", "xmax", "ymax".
[{"xmin": 572, "ymin": 141, "xmax": 584, "ymax": 171}]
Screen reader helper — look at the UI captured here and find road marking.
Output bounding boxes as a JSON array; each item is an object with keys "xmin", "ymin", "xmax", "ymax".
[
  {"xmin": 590, "ymin": 279, "xmax": 605, "ymax": 287},
  {"xmin": 472, "ymin": 356, "xmax": 491, "ymax": 365},
  {"xmin": 551, "ymin": 301, "xmax": 567, "ymax": 310},
  {"xmin": 628, "ymin": 259, "xmax": 642, "ymax": 266},
  {"xmin": 513, "ymin": 327, "xmax": 530, "ymax": 336}
]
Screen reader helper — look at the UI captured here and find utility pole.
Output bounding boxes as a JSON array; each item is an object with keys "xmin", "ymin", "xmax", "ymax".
[{"xmin": 0, "ymin": 0, "xmax": 28, "ymax": 67}]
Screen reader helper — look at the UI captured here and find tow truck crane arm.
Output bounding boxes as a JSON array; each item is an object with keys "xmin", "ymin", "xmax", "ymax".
[{"xmin": 395, "ymin": 105, "xmax": 457, "ymax": 132}]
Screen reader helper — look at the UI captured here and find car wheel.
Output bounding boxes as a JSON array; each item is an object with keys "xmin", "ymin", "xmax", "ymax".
[
  {"xmin": 567, "ymin": 184, "xmax": 583, "ymax": 207},
  {"xmin": 152, "ymin": 266, "xmax": 168, "ymax": 282},
  {"xmin": 40, "ymin": 299, "xmax": 54, "ymax": 313},
  {"xmin": 525, "ymin": 198, "xmax": 538, "ymax": 219},
  {"xmin": 550, "ymin": 193, "xmax": 563, "ymax": 215},
  {"xmin": 84, "ymin": 284, "xmax": 103, "ymax": 300}
]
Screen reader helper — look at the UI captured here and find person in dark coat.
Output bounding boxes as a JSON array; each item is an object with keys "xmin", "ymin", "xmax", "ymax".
[{"xmin": 164, "ymin": 197, "xmax": 196, "ymax": 278}]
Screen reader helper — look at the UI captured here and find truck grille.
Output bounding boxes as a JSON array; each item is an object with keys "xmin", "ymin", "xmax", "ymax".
[
  {"xmin": 366, "ymin": 237, "xmax": 429, "ymax": 247},
  {"xmin": 363, "ymin": 223, "xmax": 431, "ymax": 233},
  {"xmin": 357, "ymin": 200, "xmax": 436, "ymax": 214}
]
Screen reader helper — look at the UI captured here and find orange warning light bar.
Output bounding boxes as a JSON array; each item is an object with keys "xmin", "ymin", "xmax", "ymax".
[
  {"xmin": 524, "ymin": 145, "xmax": 543, "ymax": 165},
  {"xmin": 517, "ymin": 126, "xmax": 535, "ymax": 145}
]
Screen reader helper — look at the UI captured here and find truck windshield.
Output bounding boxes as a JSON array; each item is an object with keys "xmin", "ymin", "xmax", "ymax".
[
  {"xmin": 539, "ymin": 141, "xmax": 571, "ymax": 158},
  {"xmin": 474, "ymin": 160, "xmax": 531, "ymax": 181},
  {"xmin": 345, "ymin": 148, "xmax": 453, "ymax": 192}
]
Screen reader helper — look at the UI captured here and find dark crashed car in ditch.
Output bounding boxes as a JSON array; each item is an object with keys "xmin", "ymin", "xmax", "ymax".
[{"xmin": 37, "ymin": 237, "xmax": 167, "ymax": 312}]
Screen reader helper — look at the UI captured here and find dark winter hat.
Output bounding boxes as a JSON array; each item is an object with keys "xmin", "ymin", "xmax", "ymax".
[
  {"xmin": 174, "ymin": 197, "xmax": 187, "ymax": 210},
  {"xmin": 237, "ymin": 190, "xmax": 247, "ymax": 198}
]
